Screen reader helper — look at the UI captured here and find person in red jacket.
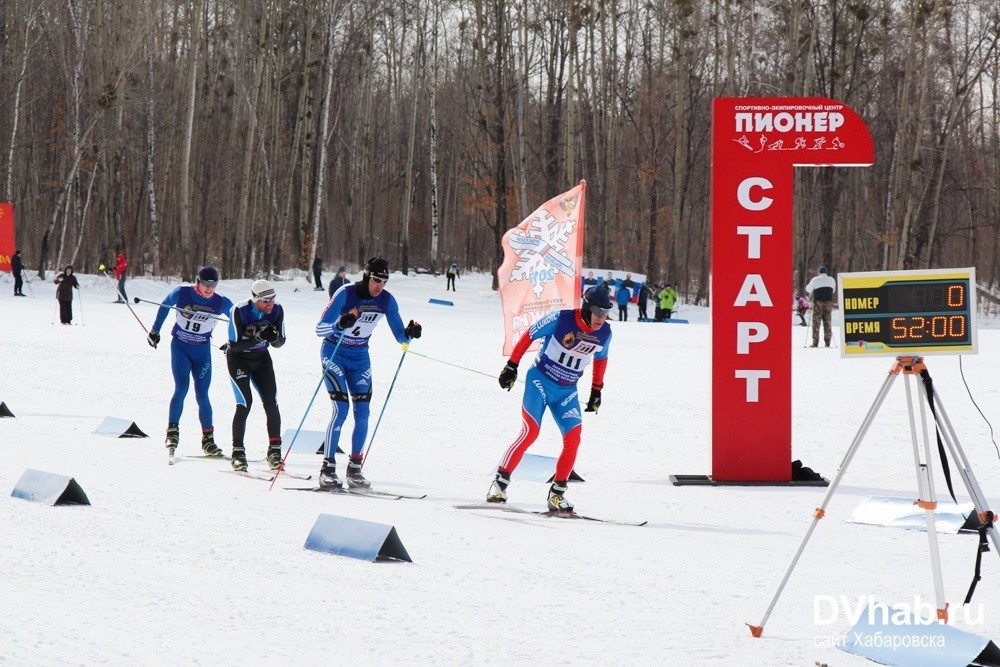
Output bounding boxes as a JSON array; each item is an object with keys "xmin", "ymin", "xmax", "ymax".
[{"xmin": 113, "ymin": 253, "xmax": 128, "ymax": 303}]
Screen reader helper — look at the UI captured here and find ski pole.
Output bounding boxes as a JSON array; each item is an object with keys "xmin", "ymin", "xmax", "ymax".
[
  {"xmin": 133, "ymin": 296, "xmax": 230, "ymax": 322},
  {"xmin": 96, "ymin": 271, "xmax": 150, "ymax": 334},
  {"xmin": 51, "ymin": 300, "xmax": 58, "ymax": 325},
  {"xmin": 361, "ymin": 342, "xmax": 410, "ymax": 467},
  {"xmin": 407, "ymin": 348, "xmax": 524, "ymax": 384},
  {"xmin": 22, "ymin": 273, "xmax": 35, "ymax": 298},
  {"xmin": 76, "ymin": 285, "xmax": 84, "ymax": 326},
  {"xmin": 268, "ymin": 333, "xmax": 347, "ymax": 490}
]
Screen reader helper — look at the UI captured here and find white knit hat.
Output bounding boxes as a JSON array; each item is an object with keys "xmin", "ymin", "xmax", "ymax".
[{"xmin": 251, "ymin": 280, "xmax": 276, "ymax": 300}]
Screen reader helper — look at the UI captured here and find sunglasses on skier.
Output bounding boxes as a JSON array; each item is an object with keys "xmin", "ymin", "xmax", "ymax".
[
  {"xmin": 590, "ymin": 305, "xmax": 613, "ymax": 317},
  {"xmin": 370, "ymin": 276, "xmax": 388, "ymax": 285}
]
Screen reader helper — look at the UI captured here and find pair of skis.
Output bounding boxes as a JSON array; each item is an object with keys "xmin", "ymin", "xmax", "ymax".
[
  {"xmin": 286, "ymin": 486, "xmax": 427, "ymax": 501},
  {"xmin": 224, "ymin": 469, "xmax": 419, "ymax": 491},
  {"xmin": 224, "ymin": 469, "xmax": 313, "ymax": 482},
  {"xmin": 170, "ymin": 453, "xmax": 264, "ymax": 466},
  {"xmin": 454, "ymin": 502, "xmax": 646, "ymax": 527},
  {"xmin": 175, "ymin": 454, "xmax": 310, "ymax": 480}
]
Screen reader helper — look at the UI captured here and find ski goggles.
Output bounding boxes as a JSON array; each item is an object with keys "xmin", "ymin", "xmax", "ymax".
[{"xmin": 590, "ymin": 304, "xmax": 613, "ymax": 317}]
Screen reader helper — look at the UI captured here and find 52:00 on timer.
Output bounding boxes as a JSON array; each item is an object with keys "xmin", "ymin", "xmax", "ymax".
[{"xmin": 890, "ymin": 315, "xmax": 967, "ymax": 341}]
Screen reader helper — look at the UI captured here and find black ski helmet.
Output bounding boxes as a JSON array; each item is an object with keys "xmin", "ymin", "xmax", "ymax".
[
  {"xmin": 196, "ymin": 266, "xmax": 220, "ymax": 287},
  {"xmin": 364, "ymin": 256, "xmax": 390, "ymax": 281},
  {"xmin": 582, "ymin": 285, "xmax": 613, "ymax": 316}
]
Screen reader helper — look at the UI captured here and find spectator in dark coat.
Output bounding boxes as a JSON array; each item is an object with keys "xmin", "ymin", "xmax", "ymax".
[
  {"xmin": 637, "ymin": 283, "xmax": 649, "ymax": 320},
  {"xmin": 11, "ymin": 250, "xmax": 24, "ymax": 296},
  {"xmin": 54, "ymin": 265, "xmax": 80, "ymax": 324},
  {"xmin": 312, "ymin": 255, "xmax": 324, "ymax": 291},
  {"xmin": 328, "ymin": 265, "xmax": 350, "ymax": 298}
]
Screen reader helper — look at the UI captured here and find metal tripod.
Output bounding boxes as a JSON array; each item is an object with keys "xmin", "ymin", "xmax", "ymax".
[{"xmin": 749, "ymin": 355, "xmax": 1000, "ymax": 636}]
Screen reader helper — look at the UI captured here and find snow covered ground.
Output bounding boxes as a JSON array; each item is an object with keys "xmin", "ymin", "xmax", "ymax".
[{"xmin": 1, "ymin": 268, "xmax": 999, "ymax": 665}]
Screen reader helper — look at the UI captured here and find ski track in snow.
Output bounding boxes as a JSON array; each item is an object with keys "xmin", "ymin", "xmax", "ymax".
[{"xmin": 1, "ymin": 269, "xmax": 999, "ymax": 665}]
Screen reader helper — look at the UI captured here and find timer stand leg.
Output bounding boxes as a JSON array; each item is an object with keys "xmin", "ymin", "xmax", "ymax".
[
  {"xmin": 748, "ymin": 367, "xmax": 899, "ymax": 637},
  {"xmin": 903, "ymin": 368, "xmax": 949, "ymax": 621},
  {"xmin": 923, "ymin": 374, "xmax": 1000, "ymax": 557}
]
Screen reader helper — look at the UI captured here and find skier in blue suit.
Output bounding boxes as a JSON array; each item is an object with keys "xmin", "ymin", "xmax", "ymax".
[
  {"xmin": 148, "ymin": 266, "xmax": 235, "ymax": 460},
  {"xmin": 314, "ymin": 256, "xmax": 422, "ymax": 489}
]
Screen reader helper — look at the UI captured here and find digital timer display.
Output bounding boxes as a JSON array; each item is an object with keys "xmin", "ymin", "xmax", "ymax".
[{"xmin": 837, "ymin": 269, "xmax": 977, "ymax": 357}]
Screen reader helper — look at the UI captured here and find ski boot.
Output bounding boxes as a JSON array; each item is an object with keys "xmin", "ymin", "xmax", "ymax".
[
  {"xmin": 547, "ymin": 481, "xmax": 574, "ymax": 513},
  {"xmin": 231, "ymin": 446, "xmax": 248, "ymax": 472},
  {"xmin": 201, "ymin": 429, "xmax": 224, "ymax": 457},
  {"xmin": 165, "ymin": 423, "xmax": 180, "ymax": 458},
  {"xmin": 318, "ymin": 458, "xmax": 342, "ymax": 490},
  {"xmin": 266, "ymin": 440, "xmax": 283, "ymax": 470},
  {"xmin": 486, "ymin": 470, "xmax": 510, "ymax": 504},
  {"xmin": 345, "ymin": 456, "xmax": 371, "ymax": 489}
]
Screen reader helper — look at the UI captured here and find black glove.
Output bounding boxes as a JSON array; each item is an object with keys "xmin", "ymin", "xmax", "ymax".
[
  {"xmin": 258, "ymin": 326, "xmax": 279, "ymax": 343},
  {"xmin": 498, "ymin": 361, "xmax": 518, "ymax": 391},
  {"xmin": 147, "ymin": 331, "xmax": 161, "ymax": 349},
  {"xmin": 404, "ymin": 320, "xmax": 422, "ymax": 339},
  {"xmin": 220, "ymin": 343, "xmax": 230, "ymax": 353},
  {"xmin": 337, "ymin": 309, "xmax": 358, "ymax": 330},
  {"xmin": 585, "ymin": 389, "xmax": 602, "ymax": 413}
]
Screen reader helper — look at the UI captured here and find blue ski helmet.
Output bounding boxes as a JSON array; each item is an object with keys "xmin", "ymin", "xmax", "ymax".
[
  {"xmin": 196, "ymin": 266, "xmax": 220, "ymax": 287},
  {"xmin": 582, "ymin": 285, "xmax": 613, "ymax": 317}
]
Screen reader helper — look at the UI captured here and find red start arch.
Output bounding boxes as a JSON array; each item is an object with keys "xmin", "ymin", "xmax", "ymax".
[{"xmin": 710, "ymin": 98, "xmax": 874, "ymax": 482}]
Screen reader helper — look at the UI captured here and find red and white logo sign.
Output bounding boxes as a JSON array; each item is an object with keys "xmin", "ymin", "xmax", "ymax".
[{"xmin": 711, "ymin": 99, "xmax": 873, "ymax": 481}]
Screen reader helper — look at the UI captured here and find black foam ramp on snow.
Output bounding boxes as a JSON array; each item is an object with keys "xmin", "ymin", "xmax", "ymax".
[
  {"xmin": 11, "ymin": 469, "xmax": 91, "ymax": 506},
  {"xmin": 94, "ymin": 416, "xmax": 148, "ymax": 438}
]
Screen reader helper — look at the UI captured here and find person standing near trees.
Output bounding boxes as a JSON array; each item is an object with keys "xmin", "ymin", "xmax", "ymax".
[
  {"xmin": 805, "ymin": 265, "xmax": 836, "ymax": 347},
  {"xmin": 147, "ymin": 266, "xmax": 235, "ymax": 461},
  {"xmin": 54, "ymin": 265, "xmax": 79, "ymax": 324},
  {"xmin": 657, "ymin": 283, "xmax": 679, "ymax": 321},
  {"xmin": 314, "ymin": 256, "xmax": 423, "ymax": 490},
  {"xmin": 11, "ymin": 250, "xmax": 24, "ymax": 296},
  {"xmin": 226, "ymin": 280, "xmax": 286, "ymax": 472},
  {"xmin": 328, "ymin": 265, "xmax": 350, "ymax": 298},
  {"xmin": 113, "ymin": 253, "xmax": 128, "ymax": 303},
  {"xmin": 446, "ymin": 262, "xmax": 460, "ymax": 291},
  {"xmin": 637, "ymin": 283, "xmax": 650, "ymax": 320},
  {"xmin": 615, "ymin": 280, "xmax": 631, "ymax": 321},
  {"xmin": 794, "ymin": 292, "xmax": 810, "ymax": 326},
  {"xmin": 312, "ymin": 255, "xmax": 324, "ymax": 291}
]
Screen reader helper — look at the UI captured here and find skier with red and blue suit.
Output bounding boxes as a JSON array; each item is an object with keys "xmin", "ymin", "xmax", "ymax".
[
  {"xmin": 314, "ymin": 256, "xmax": 422, "ymax": 489},
  {"xmin": 489, "ymin": 286, "xmax": 613, "ymax": 512}
]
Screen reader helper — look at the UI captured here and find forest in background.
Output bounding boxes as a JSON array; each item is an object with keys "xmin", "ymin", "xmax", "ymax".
[{"xmin": 2, "ymin": 0, "xmax": 999, "ymax": 301}]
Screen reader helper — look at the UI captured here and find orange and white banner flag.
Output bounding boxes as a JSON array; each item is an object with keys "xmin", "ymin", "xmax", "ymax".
[{"xmin": 498, "ymin": 181, "xmax": 586, "ymax": 354}]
